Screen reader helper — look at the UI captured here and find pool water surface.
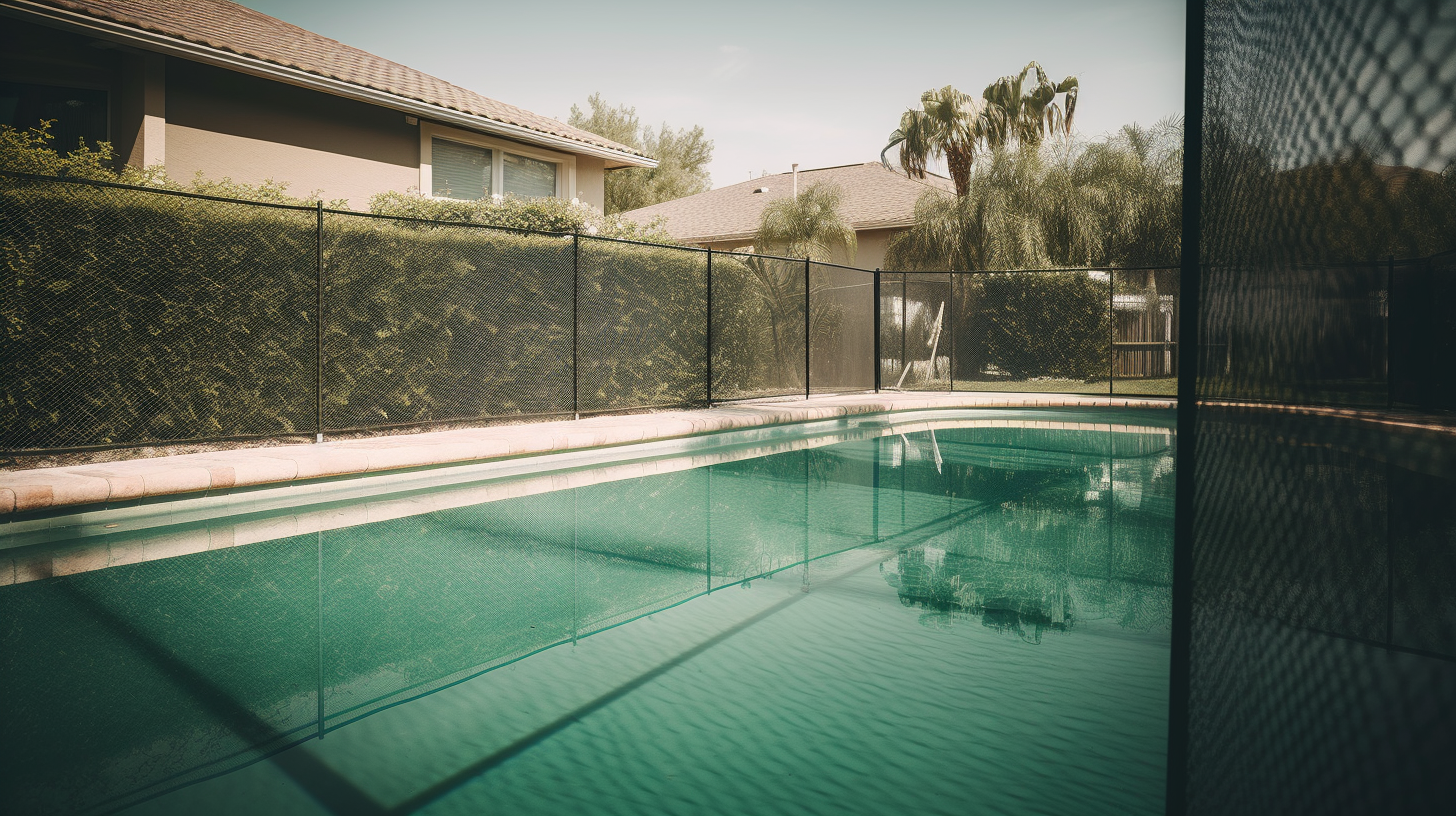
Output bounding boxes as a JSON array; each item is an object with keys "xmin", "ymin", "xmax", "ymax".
[{"xmin": 0, "ymin": 410, "xmax": 1176, "ymax": 815}]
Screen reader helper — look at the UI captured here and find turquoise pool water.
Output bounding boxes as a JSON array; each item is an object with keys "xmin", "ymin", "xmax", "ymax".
[{"xmin": 0, "ymin": 410, "xmax": 1176, "ymax": 815}]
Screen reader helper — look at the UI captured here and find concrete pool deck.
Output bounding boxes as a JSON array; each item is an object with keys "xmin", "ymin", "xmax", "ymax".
[{"xmin": 0, "ymin": 392, "xmax": 1175, "ymax": 517}]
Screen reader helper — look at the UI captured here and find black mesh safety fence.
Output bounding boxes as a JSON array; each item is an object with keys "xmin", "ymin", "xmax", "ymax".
[
  {"xmin": 1182, "ymin": 1, "xmax": 1456, "ymax": 815},
  {"xmin": 1390, "ymin": 250, "xmax": 1456, "ymax": 411},
  {"xmin": 0, "ymin": 167, "xmax": 1199, "ymax": 457},
  {"xmin": 0, "ymin": 175, "xmax": 318, "ymax": 451},
  {"xmin": 1112, "ymin": 268, "xmax": 1179, "ymax": 397},
  {"xmin": 808, "ymin": 262, "xmax": 875, "ymax": 394},
  {"xmin": 710, "ymin": 251, "xmax": 805, "ymax": 401},
  {"xmin": 878, "ymin": 272, "xmax": 905, "ymax": 391},
  {"xmin": 896, "ymin": 273, "xmax": 952, "ymax": 391},
  {"xmin": 322, "ymin": 211, "xmax": 575, "ymax": 430},
  {"xmin": 1200, "ymin": 263, "xmax": 1390, "ymax": 407},
  {"xmin": 947, "ymin": 270, "xmax": 1112, "ymax": 395},
  {"xmin": 574, "ymin": 235, "xmax": 707, "ymax": 414}
]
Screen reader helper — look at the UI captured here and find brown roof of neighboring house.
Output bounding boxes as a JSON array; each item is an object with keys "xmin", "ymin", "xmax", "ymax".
[
  {"xmin": 4, "ymin": 0, "xmax": 651, "ymax": 164},
  {"xmin": 620, "ymin": 162, "xmax": 955, "ymax": 244}
]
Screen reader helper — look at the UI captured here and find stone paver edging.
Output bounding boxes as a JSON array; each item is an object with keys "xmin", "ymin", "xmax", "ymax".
[{"xmin": 0, "ymin": 393, "xmax": 1173, "ymax": 517}]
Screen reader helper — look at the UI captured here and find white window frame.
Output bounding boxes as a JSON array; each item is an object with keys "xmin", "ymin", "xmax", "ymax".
[{"xmin": 419, "ymin": 121, "xmax": 577, "ymax": 201}]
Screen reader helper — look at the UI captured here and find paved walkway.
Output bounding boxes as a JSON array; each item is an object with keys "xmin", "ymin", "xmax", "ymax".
[{"xmin": 0, "ymin": 392, "xmax": 1173, "ymax": 516}]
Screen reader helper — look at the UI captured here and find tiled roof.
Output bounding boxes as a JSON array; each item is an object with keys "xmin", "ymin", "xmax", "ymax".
[
  {"xmin": 9, "ymin": 0, "xmax": 649, "ymax": 161},
  {"xmin": 620, "ymin": 162, "xmax": 955, "ymax": 243}
]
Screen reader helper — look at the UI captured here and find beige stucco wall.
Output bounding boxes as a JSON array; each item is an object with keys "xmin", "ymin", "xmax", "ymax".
[
  {"xmin": 165, "ymin": 60, "xmax": 419, "ymax": 210},
  {"xmin": 697, "ymin": 227, "xmax": 902, "ymax": 270},
  {"xmin": 575, "ymin": 156, "xmax": 605, "ymax": 211},
  {"xmin": 6, "ymin": 20, "xmax": 610, "ymax": 211},
  {"xmin": 849, "ymin": 228, "xmax": 899, "ymax": 270}
]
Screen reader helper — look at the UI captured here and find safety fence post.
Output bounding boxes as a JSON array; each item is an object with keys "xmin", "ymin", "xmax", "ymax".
[
  {"xmin": 874, "ymin": 269, "xmax": 882, "ymax": 392},
  {"xmin": 315, "ymin": 200, "xmax": 325, "ymax": 443},
  {"xmin": 804, "ymin": 257, "xmax": 811, "ymax": 399},
  {"xmin": 572, "ymin": 233, "xmax": 580, "ymax": 420},
  {"xmin": 706, "ymin": 248, "xmax": 714, "ymax": 407}
]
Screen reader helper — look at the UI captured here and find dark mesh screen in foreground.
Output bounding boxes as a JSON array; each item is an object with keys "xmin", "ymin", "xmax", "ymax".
[
  {"xmin": 809, "ymin": 263, "xmax": 874, "ymax": 393},
  {"xmin": 0, "ymin": 177, "xmax": 317, "ymax": 449},
  {"xmin": 323, "ymin": 213, "xmax": 574, "ymax": 430},
  {"xmin": 1187, "ymin": 0, "xmax": 1456, "ymax": 813}
]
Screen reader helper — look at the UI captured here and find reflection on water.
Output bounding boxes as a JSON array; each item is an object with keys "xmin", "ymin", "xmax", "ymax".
[
  {"xmin": 886, "ymin": 430, "xmax": 1174, "ymax": 643},
  {"xmin": 0, "ymin": 415, "xmax": 1176, "ymax": 816}
]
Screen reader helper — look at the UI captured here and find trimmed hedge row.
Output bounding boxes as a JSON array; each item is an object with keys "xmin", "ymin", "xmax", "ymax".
[{"xmin": 1, "ymin": 177, "xmax": 803, "ymax": 450}]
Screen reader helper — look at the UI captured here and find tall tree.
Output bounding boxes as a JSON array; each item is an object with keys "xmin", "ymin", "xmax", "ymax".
[
  {"xmin": 886, "ymin": 119, "xmax": 1183, "ymax": 272},
  {"xmin": 882, "ymin": 62, "xmax": 1078, "ymax": 197},
  {"xmin": 568, "ymin": 93, "xmax": 713, "ymax": 214},
  {"xmin": 756, "ymin": 182, "xmax": 858, "ymax": 262}
]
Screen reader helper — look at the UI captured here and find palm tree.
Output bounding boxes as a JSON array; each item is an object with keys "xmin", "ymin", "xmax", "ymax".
[
  {"xmin": 745, "ymin": 182, "xmax": 858, "ymax": 388},
  {"xmin": 756, "ymin": 182, "xmax": 857, "ymax": 263},
  {"xmin": 979, "ymin": 62, "xmax": 1079, "ymax": 152},
  {"xmin": 881, "ymin": 86, "xmax": 985, "ymax": 197},
  {"xmin": 885, "ymin": 119, "xmax": 1183, "ymax": 272},
  {"xmin": 882, "ymin": 62, "xmax": 1078, "ymax": 197}
]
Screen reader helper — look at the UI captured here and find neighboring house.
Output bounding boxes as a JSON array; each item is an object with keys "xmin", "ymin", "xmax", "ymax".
[
  {"xmin": 619, "ymin": 162, "xmax": 955, "ymax": 269},
  {"xmin": 0, "ymin": 0, "xmax": 654, "ymax": 210}
]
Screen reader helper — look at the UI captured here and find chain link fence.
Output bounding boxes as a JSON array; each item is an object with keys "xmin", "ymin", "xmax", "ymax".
[
  {"xmin": 6, "ymin": 169, "xmax": 1449, "ymax": 456},
  {"xmin": 878, "ymin": 268, "xmax": 1179, "ymax": 396}
]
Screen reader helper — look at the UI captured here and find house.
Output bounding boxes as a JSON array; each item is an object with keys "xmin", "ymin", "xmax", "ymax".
[
  {"xmin": 0, "ymin": 0, "xmax": 654, "ymax": 210},
  {"xmin": 618, "ymin": 162, "xmax": 955, "ymax": 269}
]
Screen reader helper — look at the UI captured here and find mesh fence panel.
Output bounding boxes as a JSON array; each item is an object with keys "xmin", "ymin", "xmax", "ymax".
[
  {"xmin": 1189, "ymin": 0, "xmax": 1456, "ymax": 813},
  {"xmin": 878, "ymin": 272, "xmax": 904, "ymax": 391},
  {"xmin": 1112, "ymin": 268, "xmax": 1179, "ymax": 396},
  {"xmin": 1200, "ymin": 263, "xmax": 1389, "ymax": 406},
  {"xmin": 948, "ymin": 271, "xmax": 1110, "ymax": 394},
  {"xmin": 898, "ymin": 274, "xmax": 952, "ymax": 391},
  {"xmin": 577, "ymin": 236, "xmax": 707, "ymax": 413},
  {"xmin": 1390, "ymin": 250, "xmax": 1456, "ymax": 410},
  {"xmin": 0, "ymin": 176, "xmax": 317, "ymax": 450},
  {"xmin": 808, "ymin": 263, "xmax": 874, "ymax": 393},
  {"xmin": 710, "ymin": 252, "xmax": 805, "ymax": 400},
  {"xmin": 322, "ymin": 213, "xmax": 574, "ymax": 430}
]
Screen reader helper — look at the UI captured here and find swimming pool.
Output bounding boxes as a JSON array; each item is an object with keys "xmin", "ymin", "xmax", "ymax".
[{"xmin": 0, "ymin": 408, "xmax": 1176, "ymax": 816}]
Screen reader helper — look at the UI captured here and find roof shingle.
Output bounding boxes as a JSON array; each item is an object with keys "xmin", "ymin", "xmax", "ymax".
[
  {"xmin": 620, "ymin": 163, "xmax": 954, "ymax": 243},
  {"xmin": 10, "ymin": 0, "xmax": 649, "ymax": 160}
]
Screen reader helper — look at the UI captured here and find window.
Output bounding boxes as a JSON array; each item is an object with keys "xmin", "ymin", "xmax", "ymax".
[
  {"xmin": 431, "ymin": 138, "xmax": 491, "ymax": 200},
  {"xmin": 503, "ymin": 152, "xmax": 557, "ymax": 199},
  {"xmin": 0, "ymin": 81, "xmax": 108, "ymax": 156},
  {"xmin": 424, "ymin": 128, "xmax": 568, "ymax": 201}
]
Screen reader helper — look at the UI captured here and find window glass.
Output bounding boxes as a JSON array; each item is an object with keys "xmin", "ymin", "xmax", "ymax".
[
  {"xmin": 431, "ymin": 138, "xmax": 491, "ymax": 200},
  {"xmin": 503, "ymin": 152, "xmax": 558, "ymax": 199},
  {"xmin": 0, "ymin": 81, "xmax": 108, "ymax": 156}
]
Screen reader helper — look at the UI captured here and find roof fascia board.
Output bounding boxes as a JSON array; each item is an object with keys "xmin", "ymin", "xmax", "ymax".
[
  {"xmin": 663, "ymin": 220, "xmax": 917, "ymax": 245},
  {"xmin": 2, "ymin": 1, "xmax": 657, "ymax": 168}
]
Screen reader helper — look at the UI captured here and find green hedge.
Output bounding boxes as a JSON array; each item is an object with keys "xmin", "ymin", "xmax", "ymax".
[
  {"xmin": 953, "ymin": 271, "xmax": 1111, "ymax": 381},
  {"xmin": 1, "ymin": 176, "xmax": 808, "ymax": 450}
]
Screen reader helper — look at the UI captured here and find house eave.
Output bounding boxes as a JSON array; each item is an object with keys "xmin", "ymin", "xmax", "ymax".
[
  {"xmin": 0, "ymin": 0, "xmax": 658, "ymax": 169},
  {"xmin": 676, "ymin": 220, "xmax": 915, "ymax": 246}
]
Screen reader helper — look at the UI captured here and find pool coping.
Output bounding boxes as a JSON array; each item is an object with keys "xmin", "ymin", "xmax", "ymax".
[{"xmin": 0, "ymin": 392, "xmax": 1175, "ymax": 518}]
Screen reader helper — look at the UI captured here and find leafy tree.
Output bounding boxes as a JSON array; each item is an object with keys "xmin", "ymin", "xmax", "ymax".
[
  {"xmin": 886, "ymin": 119, "xmax": 1183, "ymax": 272},
  {"xmin": 756, "ymin": 181, "xmax": 857, "ymax": 262},
  {"xmin": 567, "ymin": 93, "xmax": 713, "ymax": 214},
  {"xmin": 883, "ymin": 62, "xmax": 1078, "ymax": 197}
]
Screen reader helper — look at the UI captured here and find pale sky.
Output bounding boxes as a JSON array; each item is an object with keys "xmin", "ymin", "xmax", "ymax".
[{"xmin": 239, "ymin": 0, "xmax": 1186, "ymax": 187}]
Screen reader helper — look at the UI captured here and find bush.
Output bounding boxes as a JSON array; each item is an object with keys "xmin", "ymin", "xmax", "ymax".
[
  {"xmin": 955, "ymin": 272, "xmax": 1110, "ymax": 381},
  {"xmin": 0, "ymin": 175, "xmax": 730, "ymax": 448}
]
